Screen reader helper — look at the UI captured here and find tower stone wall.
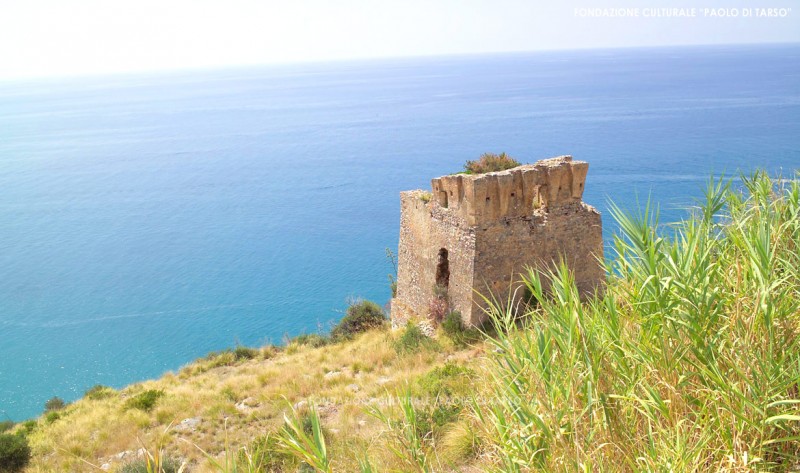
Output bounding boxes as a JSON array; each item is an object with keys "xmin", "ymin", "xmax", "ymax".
[{"xmin": 391, "ymin": 155, "xmax": 604, "ymax": 327}]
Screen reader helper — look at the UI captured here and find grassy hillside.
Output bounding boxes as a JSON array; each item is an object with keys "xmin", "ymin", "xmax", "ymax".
[
  {"xmin": 6, "ymin": 171, "xmax": 800, "ymax": 472},
  {"xmin": 11, "ymin": 326, "xmax": 485, "ymax": 472}
]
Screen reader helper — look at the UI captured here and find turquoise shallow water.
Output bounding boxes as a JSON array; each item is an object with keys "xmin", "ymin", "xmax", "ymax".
[{"xmin": 1, "ymin": 44, "xmax": 798, "ymax": 421}]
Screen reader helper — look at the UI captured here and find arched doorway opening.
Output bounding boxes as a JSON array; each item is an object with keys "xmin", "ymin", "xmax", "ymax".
[{"xmin": 435, "ymin": 248, "xmax": 450, "ymax": 289}]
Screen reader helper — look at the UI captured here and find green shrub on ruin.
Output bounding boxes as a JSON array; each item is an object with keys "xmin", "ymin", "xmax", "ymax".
[{"xmin": 463, "ymin": 152, "xmax": 520, "ymax": 174}]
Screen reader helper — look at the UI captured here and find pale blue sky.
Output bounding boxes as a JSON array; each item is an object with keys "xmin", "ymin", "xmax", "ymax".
[{"xmin": 1, "ymin": 0, "xmax": 798, "ymax": 79}]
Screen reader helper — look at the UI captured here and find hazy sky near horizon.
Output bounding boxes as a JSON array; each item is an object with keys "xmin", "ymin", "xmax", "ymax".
[{"xmin": 1, "ymin": 0, "xmax": 798, "ymax": 79}]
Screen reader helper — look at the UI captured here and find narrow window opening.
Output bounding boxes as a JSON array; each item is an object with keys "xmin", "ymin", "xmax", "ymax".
[
  {"xmin": 532, "ymin": 185, "xmax": 543, "ymax": 210},
  {"xmin": 438, "ymin": 191, "xmax": 448, "ymax": 208},
  {"xmin": 435, "ymin": 248, "xmax": 450, "ymax": 289}
]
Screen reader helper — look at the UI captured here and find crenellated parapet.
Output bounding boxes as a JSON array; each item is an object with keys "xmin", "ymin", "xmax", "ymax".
[{"xmin": 430, "ymin": 156, "xmax": 588, "ymax": 225}]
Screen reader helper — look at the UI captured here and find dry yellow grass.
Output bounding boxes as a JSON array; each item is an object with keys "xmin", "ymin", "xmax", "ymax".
[{"xmin": 21, "ymin": 328, "xmax": 488, "ymax": 472}]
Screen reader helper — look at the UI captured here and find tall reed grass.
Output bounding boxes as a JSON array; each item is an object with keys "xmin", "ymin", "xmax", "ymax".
[{"xmin": 472, "ymin": 172, "xmax": 800, "ymax": 471}]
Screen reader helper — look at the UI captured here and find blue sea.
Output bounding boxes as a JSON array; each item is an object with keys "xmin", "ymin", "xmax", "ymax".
[{"xmin": 1, "ymin": 44, "xmax": 798, "ymax": 421}]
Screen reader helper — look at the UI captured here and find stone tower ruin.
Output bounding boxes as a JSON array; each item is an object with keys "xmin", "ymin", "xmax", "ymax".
[{"xmin": 391, "ymin": 155, "xmax": 604, "ymax": 327}]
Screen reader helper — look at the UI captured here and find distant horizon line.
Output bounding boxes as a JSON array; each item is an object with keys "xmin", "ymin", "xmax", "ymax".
[{"xmin": 2, "ymin": 39, "xmax": 798, "ymax": 85}]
